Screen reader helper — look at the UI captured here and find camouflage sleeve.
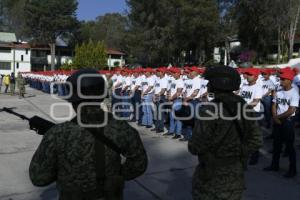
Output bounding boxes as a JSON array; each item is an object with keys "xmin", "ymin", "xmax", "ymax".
[
  {"xmin": 29, "ymin": 127, "xmax": 57, "ymax": 186},
  {"xmin": 188, "ymin": 109, "xmax": 218, "ymax": 156},
  {"xmin": 118, "ymin": 122, "xmax": 148, "ymax": 180}
]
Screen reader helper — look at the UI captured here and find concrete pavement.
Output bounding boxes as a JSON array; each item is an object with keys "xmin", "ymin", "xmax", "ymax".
[{"xmin": 0, "ymin": 87, "xmax": 300, "ymax": 200}]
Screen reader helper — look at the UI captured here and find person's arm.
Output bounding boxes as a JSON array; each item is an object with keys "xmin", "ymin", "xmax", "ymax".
[
  {"xmin": 29, "ymin": 128, "xmax": 57, "ymax": 186},
  {"xmin": 118, "ymin": 122, "xmax": 148, "ymax": 180},
  {"xmin": 170, "ymin": 88, "xmax": 183, "ymax": 100},
  {"xmin": 144, "ymin": 86, "xmax": 154, "ymax": 95},
  {"xmin": 276, "ymin": 107, "xmax": 297, "ymax": 119},
  {"xmin": 185, "ymin": 89, "xmax": 200, "ymax": 101}
]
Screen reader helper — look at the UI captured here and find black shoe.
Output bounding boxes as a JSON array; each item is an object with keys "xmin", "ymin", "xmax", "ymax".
[
  {"xmin": 284, "ymin": 171, "xmax": 297, "ymax": 178},
  {"xmin": 146, "ymin": 126, "xmax": 152, "ymax": 128},
  {"xmin": 150, "ymin": 128, "xmax": 157, "ymax": 131},
  {"xmin": 263, "ymin": 166, "xmax": 279, "ymax": 171},
  {"xmin": 172, "ymin": 135, "xmax": 181, "ymax": 139},
  {"xmin": 163, "ymin": 132, "xmax": 173, "ymax": 136},
  {"xmin": 179, "ymin": 138, "xmax": 188, "ymax": 142},
  {"xmin": 156, "ymin": 130, "xmax": 165, "ymax": 133}
]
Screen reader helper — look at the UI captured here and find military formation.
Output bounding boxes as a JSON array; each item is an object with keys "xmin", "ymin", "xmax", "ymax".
[{"xmin": 18, "ymin": 65, "xmax": 300, "ymax": 200}]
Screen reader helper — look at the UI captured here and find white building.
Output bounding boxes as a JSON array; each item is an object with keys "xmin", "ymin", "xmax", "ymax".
[
  {"xmin": 106, "ymin": 48, "xmax": 126, "ymax": 69},
  {"xmin": 0, "ymin": 32, "xmax": 31, "ymax": 75}
]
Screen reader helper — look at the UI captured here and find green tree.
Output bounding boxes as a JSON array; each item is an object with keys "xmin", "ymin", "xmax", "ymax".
[
  {"xmin": 126, "ymin": 0, "xmax": 220, "ymax": 66},
  {"xmin": 73, "ymin": 40, "xmax": 107, "ymax": 69},
  {"xmin": 24, "ymin": 0, "xmax": 78, "ymax": 71}
]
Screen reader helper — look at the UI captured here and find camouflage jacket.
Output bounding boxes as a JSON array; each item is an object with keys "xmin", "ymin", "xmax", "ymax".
[
  {"xmin": 188, "ymin": 93, "xmax": 262, "ymax": 191},
  {"xmin": 29, "ymin": 107, "xmax": 148, "ymax": 198},
  {"xmin": 16, "ymin": 76, "xmax": 26, "ymax": 89}
]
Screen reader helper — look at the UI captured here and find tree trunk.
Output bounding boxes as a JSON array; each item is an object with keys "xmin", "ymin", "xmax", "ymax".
[
  {"xmin": 288, "ymin": 3, "xmax": 300, "ymax": 60},
  {"xmin": 225, "ymin": 38, "xmax": 231, "ymax": 65},
  {"xmin": 49, "ymin": 43, "xmax": 56, "ymax": 71},
  {"xmin": 277, "ymin": 25, "xmax": 281, "ymax": 64}
]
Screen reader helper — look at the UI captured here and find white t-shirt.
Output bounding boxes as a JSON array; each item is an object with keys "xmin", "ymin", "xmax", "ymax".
[
  {"xmin": 122, "ymin": 76, "xmax": 132, "ymax": 91},
  {"xmin": 239, "ymin": 83, "xmax": 263, "ymax": 112},
  {"xmin": 154, "ymin": 77, "xmax": 168, "ymax": 95},
  {"xmin": 111, "ymin": 74, "xmax": 118, "ymax": 83},
  {"xmin": 199, "ymin": 78, "xmax": 208, "ymax": 97},
  {"xmin": 186, "ymin": 77, "xmax": 201, "ymax": 98},
  {"xmin": 136, "ymin": 75, "xmax": 144, "ymax": 91},
  {"xmin": 142, "ymin": 76, "xmax": 155, "ymax": 93},
  {"xmin": 273, "ymin": 87, "xmax": 299, "ymax": 116},
  {"xmin": 261, "ymin": 79, "xmax": 275, "ymax": 96},
  {"xmin": 170, "ymin": 78, "xmax": 184, "ymax": 97},
  {"xmin": 167, "ymin": 75, "xmax": 175, "ymax": 91},
  {"xmin": 113, "ymin": 75, "xmax": 124, "ymax": 89}
]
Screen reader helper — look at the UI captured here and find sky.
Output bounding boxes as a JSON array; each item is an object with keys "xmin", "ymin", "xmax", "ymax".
[{"xmin": 77, "ymin": 0, "xmax": 127, "ymax": 21}]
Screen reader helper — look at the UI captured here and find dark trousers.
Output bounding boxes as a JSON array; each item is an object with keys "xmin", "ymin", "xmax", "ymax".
[
  {"xmin": 154, "ymin": 96, "xmax": 166, "ymax": 131},
  {"xmin": 4, "ymin": 84, "xmax": 9, "ymax": 93},
  {"xmin": 132, "ymin": 90, "xmax": 141, "ymax": 121},
  {"xmin": 262, "ymin": 96, "xmax": 272, "ymax": 128},
  {"xmin": 112, "ymin": 88, "xmax": 122, "ymax": 115},
  {"xmin": 271, "ymin": 118, "xmax": 296, "ymax": 172}
]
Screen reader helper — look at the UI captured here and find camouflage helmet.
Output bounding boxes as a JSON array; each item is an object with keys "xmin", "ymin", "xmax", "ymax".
[
  {"xmin": 66, "ymin": 68, "xmax": 106, "ymax": 103},
  {"xmin": 204, "ymin": 65, "xmax": 241, "ymax": 92}
]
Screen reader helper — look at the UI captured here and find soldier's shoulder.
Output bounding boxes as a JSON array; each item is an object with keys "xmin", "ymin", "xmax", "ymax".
[
  {"xmin": 105, "ymin": 113, "xmax": 138, "ymax": 136},
  {"xmin": 45, "ymin": 121, "xmax": 92, "ymax": 139}
]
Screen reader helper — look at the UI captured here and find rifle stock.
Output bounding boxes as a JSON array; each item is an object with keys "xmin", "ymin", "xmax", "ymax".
[{"xmin": 1, "ymin": 107, "xmax": 55, "ymax": 135}]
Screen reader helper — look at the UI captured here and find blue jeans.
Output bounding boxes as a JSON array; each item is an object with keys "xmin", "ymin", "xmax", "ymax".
[
  {"xmin": 169, "ymin": 99, "xmax": 182, "ymax": 135},
  {"xmin": 142, "ymin": 93, "xmax": 154, "ymax": 126},
  {"xmin": 182, "ymin": 99, "xmax": 199, "ymax": 140}
]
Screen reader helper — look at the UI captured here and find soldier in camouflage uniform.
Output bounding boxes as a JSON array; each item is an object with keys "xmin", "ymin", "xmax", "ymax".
[
  {"xmin": 188, "ymin": 66, "xmax": 262, "ymax": 200},
  {"xmin": 29, "ymin": 69, "xmax": 148, "ymax": 200},
  {"xmin": 16, "ymin": 72, "xmax": 26, "ymax": 98}
]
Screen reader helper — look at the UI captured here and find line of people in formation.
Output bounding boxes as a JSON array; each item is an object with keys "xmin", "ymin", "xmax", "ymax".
[
  {"xmin": 22, "ymin": 71, "xmax": 71, "ymax": 96},
  {"xmin": 0, "ymin": 72, "xmax": 26, "ymax": 98},
  {"xmin": 23, "ymin": 65, "xmax": 300, "ymax": 177}
]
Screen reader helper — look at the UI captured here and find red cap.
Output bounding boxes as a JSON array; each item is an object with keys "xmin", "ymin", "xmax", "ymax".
[
  {"xmin": 245, "ymin": 68, "xmax": 260, "ymax": 76},
  {"xmin": 145, "ymin": 67, "xmax": 155, "ymax": 73},
  {"xmin": 170, "ymin": 67, "xmax": 181, "ymax": 74},
  {"xmin": 280, "ymin": 71, "xmax": 295, "ymax": 81}
]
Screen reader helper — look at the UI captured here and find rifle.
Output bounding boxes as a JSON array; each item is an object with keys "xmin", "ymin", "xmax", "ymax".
[{"xmin": 1, "ymin": 107, "xmax": 55, "ymax": 135}]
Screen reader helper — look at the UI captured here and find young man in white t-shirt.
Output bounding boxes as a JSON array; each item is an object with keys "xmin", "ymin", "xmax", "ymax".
[
  {"xmin": 152, "ymin": 68, "xmax": 168, "ymax": 133},
  {"xmin": 141, "ymin": 68, "xmax": 155, "ymax": 128},
  {"xmin": 261, "ymin": 69, "xmax": 275, "ymax": 129},
  {"xmin": 264, "ymin": 70, "xmax": 299, "ymax": 178},
  {"xmin": 181, "ymin": 67, "xmax": 201, "ymax": 141},
  {"xmin": 239, "ymin": 68, "xmax": 263, "ymax": 165},
  {"xmin": 164, "ymin": 68, "xmax": 184, "ymax": 139}
]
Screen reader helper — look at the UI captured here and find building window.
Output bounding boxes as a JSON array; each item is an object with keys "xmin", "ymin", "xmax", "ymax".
[
  {"xmin": 21, "ymin": 55, "xmax": 24, "ymax": 61},
  {"xmin": 26, "ymin": 49, "xmax": 28, "ymax": 55},
  {"xmin": 0, "ymin": 62, "xmax": 11, "ymax": 70},
  {"xmin": 16, "ymin": 62, "xmax": 19, "ymax": 69},
  {"xmin": 0, "ymin": 47, "xmax": 11, "ymax": 53}
]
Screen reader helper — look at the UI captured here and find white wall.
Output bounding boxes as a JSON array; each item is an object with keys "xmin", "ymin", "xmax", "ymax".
[
  {"xmin": 0, "ymin": 48, "xmax": 31, "ymax": 75},
  {"xmin": 107, "ymin": 58, "xmax": 125, "ymax": 67}
]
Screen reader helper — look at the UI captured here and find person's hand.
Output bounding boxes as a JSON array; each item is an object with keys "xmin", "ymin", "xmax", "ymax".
[
  {"xmin": 183, "ymin": 101, "xmax": 188, "ymax": 106},
  {"xmin": 273, "ymin": 116, "xmax": 281, "ymax": 125}
]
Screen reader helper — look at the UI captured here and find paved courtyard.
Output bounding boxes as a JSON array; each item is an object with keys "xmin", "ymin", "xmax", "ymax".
[{"xmin": 0, "ymin": 87, "xmax": 300, "ymax": 200}]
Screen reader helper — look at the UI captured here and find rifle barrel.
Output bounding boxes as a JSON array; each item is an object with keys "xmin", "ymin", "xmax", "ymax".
[{"xmin": 1, "ymin": 107, "xmax": 30, "ymax": 121}]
